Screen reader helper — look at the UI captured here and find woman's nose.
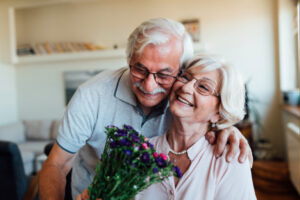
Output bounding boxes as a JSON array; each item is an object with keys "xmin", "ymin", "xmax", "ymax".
[{"xmin": 181, "ymin": 79, "xmax": 196, "ymax": 93}]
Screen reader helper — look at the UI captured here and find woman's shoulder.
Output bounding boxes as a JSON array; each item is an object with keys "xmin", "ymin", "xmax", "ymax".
[
  {"xmin": 211, "ymin": 145, "xmax": 252, "ymax": 182},
  {"xmin": 149, "ymin": 135, "xmax": 165, "ymax": 146}
]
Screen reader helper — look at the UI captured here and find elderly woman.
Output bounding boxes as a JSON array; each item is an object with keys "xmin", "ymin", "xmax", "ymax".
[
  {"xmin": 76, "ymin": 55, "xmax": 256, "ymax": 200},
  {"xmin": 135, "ymin": 55, "xmax": 256, "ymax": 199}
]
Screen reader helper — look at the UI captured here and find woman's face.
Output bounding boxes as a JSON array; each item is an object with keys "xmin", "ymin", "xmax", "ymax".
[{"xmin": 169, "ymin": 66, "xmax": 221, "ymax": 124}]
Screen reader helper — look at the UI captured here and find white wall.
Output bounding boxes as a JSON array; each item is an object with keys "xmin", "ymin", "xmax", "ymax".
[
  {"xmin": 2, "ymin": 0, "xmax": 285, "ymax": 157},
  {"xmin": 278, "ymin": 0, "xmax": 298, "ymax": 91},
  {"xmin": 0, "ymin": 2, "xmax": 18, "ymax": 126}
]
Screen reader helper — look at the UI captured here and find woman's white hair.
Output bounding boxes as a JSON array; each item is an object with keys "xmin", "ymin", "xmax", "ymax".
[
  {"xmin": 185, "ymin": 55, "xmax": 246, "ymax": 130},
  {"xmin": 126, "ymin": 18, "xmax": 194, "ymax": 67}
]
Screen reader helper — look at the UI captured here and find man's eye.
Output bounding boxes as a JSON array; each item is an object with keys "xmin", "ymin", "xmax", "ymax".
[
  {"xmin": 157, "ymin": 73, "xmax": 171, "ymax": 78},
  {"xmin": 135, "ymin": 67, "xmax": 147, "ymax": 74},
  {"xmin": 181, "ymin": 74, "xmax": 190, "ymax": 81}
]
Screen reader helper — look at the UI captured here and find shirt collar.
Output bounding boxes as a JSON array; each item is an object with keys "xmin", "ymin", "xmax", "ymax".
[
  {"xmin": 114, "ymin": 68, "xmax": 137, "ymax": 107},
  {"xmin": 162, "ymin": 133, "xmax": 208, "ymax": 161}
]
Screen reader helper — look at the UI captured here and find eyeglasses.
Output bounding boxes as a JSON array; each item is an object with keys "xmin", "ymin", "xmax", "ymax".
[
  {"xmin": 177, "ymin": 71, "xmax": 220, "ymax": 97},
  {"xmin": 130, "ymin": 65, "xmax": 177, "ymax": 85}
]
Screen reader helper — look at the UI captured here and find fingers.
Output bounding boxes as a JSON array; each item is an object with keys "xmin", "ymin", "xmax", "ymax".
[
  {"xmin": 214, "ymin": 129, "xmax": 230, "ymax": 158},
  {"xmin": 238, "ymin": 138, "xmax": 248, "ymax": 163},
  {"xmin": 75, "ymin": 194, "xmax": 82, "ymax": 200},
  {"xmin": 205, "ymin": 131, "xmax": 216, "ymax": 144},
  {"xmin": 75, "ymin": 189, "xmax": 90, "ymax": 200},
  {"xmin": 82, "ymin": 189, "xmax": 90, "ymax": 200},
  {"xmin": 225, "ymin": 133, "xmax": 239, "ymax": 162},
  {"xmin": 248, "ymin": 148, "xmax": 253, "ymax": 168}
]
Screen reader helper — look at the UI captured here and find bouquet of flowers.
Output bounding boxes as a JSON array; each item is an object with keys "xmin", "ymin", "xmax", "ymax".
[{"xmin": 88, "ymin": 125, "xmax": 182, "ymax": 200}]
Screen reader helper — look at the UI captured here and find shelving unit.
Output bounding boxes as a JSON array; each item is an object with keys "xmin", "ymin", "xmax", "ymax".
[
  {"xmin": 12, "ymin": 48, "xmax": 126, "ymax": 64},
  {"xmin": 8, "ymin": 0, "xmax": 204, "ymax": 65}
]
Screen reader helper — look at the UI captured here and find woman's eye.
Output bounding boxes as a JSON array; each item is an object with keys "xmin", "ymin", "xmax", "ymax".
[{"xmin": 198, "ymin": 84, "xmax": 209, "ymax": 91}]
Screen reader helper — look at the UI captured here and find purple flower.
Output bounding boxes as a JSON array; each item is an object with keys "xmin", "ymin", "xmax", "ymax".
[
  {"xmin": 131, "ymin": 134, "xmax": 141, "ymax": 143},
  {"xmin": 155, "ymin": 157, "xmax": 167, "ymax": 168},
  {"xmin": 147, "ymin": 142, "xmax": 154, "ymax": 149},
  {"xmin": 110, "ymin": 141, "xmax": 118, "ymax": 148},
  {"xmin": 153, "ymin": 167, "xmax": 158, "ymax": 174},
  {"xmin": 124, "ymin": 125, "xmax": 134, "ymax": 130},
  {"xmin": 124, "ymin": 149, "xmax": 132, "ymax": 156},
  {"xmin": 119, "ymin": 138, "xmax": 131, "ymax": 146},
  {"xmin": 173, "ymin": 166, "xmax": 182, "ymax": 178},
  {"xmin": 141, "ymin": 152, "xmax": 150, "ymax": 164},
  {"xmin": 116, "ymin": 129, "xmax": 128, "ymax": 137}
]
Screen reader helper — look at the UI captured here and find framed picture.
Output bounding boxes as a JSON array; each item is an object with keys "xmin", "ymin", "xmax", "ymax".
[
  {"xmin": 64, "ymin": 70, "xmax": 103, "ymax": 105},
  {"xmin": 181, "ymin": 19, "xmax": 200, "ymax": 42}
]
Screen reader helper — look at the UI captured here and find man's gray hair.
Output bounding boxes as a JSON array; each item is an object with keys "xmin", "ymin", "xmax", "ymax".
[
  {"xmin": 126, "ymin": 18, "xmax": 194, "ymax": 67},
  {"xmin": 185, "ymin": 55, "xmax": 246, "ymax": 130}
]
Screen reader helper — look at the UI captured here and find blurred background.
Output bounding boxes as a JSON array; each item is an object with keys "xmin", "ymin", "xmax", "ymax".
[{"xmin": 0, "ymin": 0, "xmax": 299, "ymax": 199}]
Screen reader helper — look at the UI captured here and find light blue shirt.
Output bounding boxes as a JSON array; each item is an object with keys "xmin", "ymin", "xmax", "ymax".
[{"xmin": 56, "ymin": 67, "xmax": 172, "ymax": 199}]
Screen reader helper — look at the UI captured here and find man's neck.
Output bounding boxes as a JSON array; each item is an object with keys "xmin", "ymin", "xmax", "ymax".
[{"xmin": 141, "ymin": 106, "xmax": 152, "ymax": 115}]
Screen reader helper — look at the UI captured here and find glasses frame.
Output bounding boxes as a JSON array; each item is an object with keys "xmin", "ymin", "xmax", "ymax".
[
  {"xmin": 176, "ymin": 70, "xmax": 220, "ymax": 97},
  {"xmin": 130, "ymin": 65, "xmax": 178, "ymax": 85}
]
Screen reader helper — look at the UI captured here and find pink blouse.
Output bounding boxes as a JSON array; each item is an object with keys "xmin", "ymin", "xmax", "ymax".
[{"xmin": 135, "ymin": 134, "xmax": 256, "ymax": 200}]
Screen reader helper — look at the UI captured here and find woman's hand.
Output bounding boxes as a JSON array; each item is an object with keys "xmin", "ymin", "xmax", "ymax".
[
  {"xmin": 205, "ymin": 126, "xmax": 253, "ymax": 167},
  {"xmin": 75, "ymin": 189, "xmax": 102, "ymax": 200}
]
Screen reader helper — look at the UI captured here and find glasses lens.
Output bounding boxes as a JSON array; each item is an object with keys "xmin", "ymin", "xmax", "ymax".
[
  {"xmin": 131, "ymin": 65, "xmax": 176, "ymax": 85},
  {"xmin": 131, "ymin": 66, "xmax": 147, "ymax": 79},
  {"xmin": 156, "ymin": 73, "xmax": 175, "ymax": 84},
  {"xmin": 195, "ymin": 80, "xmax": 216, "ymax": 96},
  {"xmin": 177, "ymin": 71, "xmax": 191, "ymax": 83}
]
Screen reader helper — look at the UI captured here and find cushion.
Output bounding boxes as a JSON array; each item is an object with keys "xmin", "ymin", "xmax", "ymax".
[
  {"xmin": 18, "ymin": 141, "xmax": 52, "ymax": 156},
  {"xmin": 19, "ymin": 151, "xmax": 35, "ymax": 176},
  {"xmin": 0, "ymin": 122, "xmax": 25, "ymax": 144},
  {"xmin": 23, "ymin": 120, "xmax": 53, "ymax": 140}
]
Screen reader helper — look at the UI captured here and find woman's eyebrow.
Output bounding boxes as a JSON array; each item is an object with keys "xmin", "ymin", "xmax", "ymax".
[{"xmin": 188, "ymin": 72, "xmax": 217, "ymax": 85}]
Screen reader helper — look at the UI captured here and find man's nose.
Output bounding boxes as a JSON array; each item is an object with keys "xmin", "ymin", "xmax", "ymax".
[{"xmin": 143, "ymin": 74, "xmax": 159, "ymax": 92}]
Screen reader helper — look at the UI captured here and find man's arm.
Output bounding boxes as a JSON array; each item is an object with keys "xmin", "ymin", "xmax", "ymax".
[
  {"xmin": 205, "ymin": 126, "xmax": 253, "ymax": 167},
  {"xmin": 39, "ymin": 142, "xmax": 76, "ymax": 200}
]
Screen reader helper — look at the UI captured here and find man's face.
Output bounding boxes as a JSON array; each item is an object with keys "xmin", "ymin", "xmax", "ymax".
[{"xmin": 129, "ymin": 37, "xmax": 183, "ymax": 114}]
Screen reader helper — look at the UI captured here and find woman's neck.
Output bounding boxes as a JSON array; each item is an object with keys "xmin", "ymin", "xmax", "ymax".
[{"xmin": 167, "ymin": 117, "xmax": 209, "ymax": 152}]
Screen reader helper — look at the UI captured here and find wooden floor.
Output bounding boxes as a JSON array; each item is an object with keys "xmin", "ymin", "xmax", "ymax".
[
  {"xmin": 252, "ymin": 160, "xmax": 300, "ymax": 200},
  {"xmin": 255, "ymin": 188, "xmax": 300, "ymax": 200}
]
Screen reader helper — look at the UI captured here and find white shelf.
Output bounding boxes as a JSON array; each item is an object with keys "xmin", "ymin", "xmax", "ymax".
[
  {"xmin": 12, "ymin": 43, "xmax": 204, "ymax": 65},
  {"xmin": 12, "ymin": 48, "xmax": 126, "ymax": 64}
]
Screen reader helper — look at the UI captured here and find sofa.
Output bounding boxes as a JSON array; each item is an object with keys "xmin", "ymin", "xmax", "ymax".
[{"xmin": 0, "ymin": 120, "xmax": 60, "ymax": 176}]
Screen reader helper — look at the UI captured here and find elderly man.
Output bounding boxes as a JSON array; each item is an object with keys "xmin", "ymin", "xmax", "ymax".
[{"xmin": 39, "ymin": 18, "xmax": 252, "ymax": 200}]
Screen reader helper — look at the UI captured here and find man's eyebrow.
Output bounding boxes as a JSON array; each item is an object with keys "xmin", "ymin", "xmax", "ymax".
[
  {"xmin": 135, "ymin": 62, "xmax": 147, "ymax": 69},
  {"xmin": 135, "ymin": 62, "xmax": 174, "ymax": 73}
]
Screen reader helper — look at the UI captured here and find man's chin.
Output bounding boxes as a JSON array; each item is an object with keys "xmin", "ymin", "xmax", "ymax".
[{"xmin": 137, "ymin": 94, "xmax": 163, "ymax": 107}]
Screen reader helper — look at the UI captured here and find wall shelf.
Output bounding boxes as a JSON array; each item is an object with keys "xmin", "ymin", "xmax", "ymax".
[{"xmin": 12, "ymin": 48, "xmax": 126, "ymax": 64}]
